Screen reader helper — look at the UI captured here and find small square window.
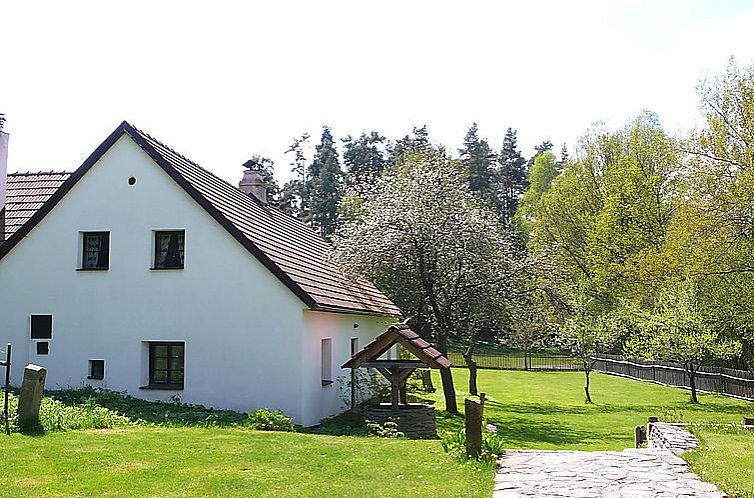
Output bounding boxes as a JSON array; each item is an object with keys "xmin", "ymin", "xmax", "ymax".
[
  {"xmin": 88, "ymin": 360, "xmax": 105, "ymax": 380},
  {"xmin": 36, "ymin": 342, "xmax": 49, "ymax": 355},
  {"xmin": 30, "ymin": 314, "xmax": 53, "ymax": 340},
  {"xmin": 81, "ymin": 232, "xmax": 110, "ymax": 270},
  {"xmin": 153, "ymin": 231, "xmax": 185, "ymax": 269}
]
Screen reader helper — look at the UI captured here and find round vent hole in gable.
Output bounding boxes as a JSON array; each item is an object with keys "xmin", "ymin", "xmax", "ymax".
[{"xmin": 128, "ymin": 177, "xmax": 137, "ymax": 186}]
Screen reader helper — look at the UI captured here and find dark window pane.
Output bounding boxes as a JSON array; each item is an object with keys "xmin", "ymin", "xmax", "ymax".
[
  {"xmin": 89, "ymin": 360, "xmax": 105, "ymax": 379},
  {"xmin": 154, "ymin": 358, "xmax": 168, "ymax": 370},
  {"xmin": 82, "ymin": 232, "xmax": 109, "ymax": 269},
  {"xmin": 153, "ymin": 345, "xmax": 168, "ymax": 357},
  {"xmin": 36, "ymin": 342, "xmax": 49, "ymax": 355},
  {"xmin": 152, "ymin": 370, "xmax": 168, "ymax": 382},
  {"xmin": 154, "ymin": 231, "xmax": 185, "ymax": 269},
  {"xmin": 171, "ymin": 370, "xmax": 184, "ymax": 382},
  {"xmin": 30, "ymin": 315, "xmax": 53, "ymax": 339}
]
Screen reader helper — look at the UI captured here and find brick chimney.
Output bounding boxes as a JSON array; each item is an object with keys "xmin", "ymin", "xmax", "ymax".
[{"xmin": 238, "ymin": 159, "xmax": 267, "ymax": 203}]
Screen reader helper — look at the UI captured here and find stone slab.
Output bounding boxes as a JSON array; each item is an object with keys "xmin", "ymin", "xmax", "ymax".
[{"xmin": 495, "ymin": 449, "xmax": 726, "ymax": 498}]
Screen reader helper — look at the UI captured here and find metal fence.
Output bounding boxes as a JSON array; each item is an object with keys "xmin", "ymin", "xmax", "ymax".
[
  {"xmin": 447, "ymin": 351, "xmax": 583, "ymax": 371},
  {"xmin": 593, "ymin": 353, "xmax": 754, "ymax": 401}
]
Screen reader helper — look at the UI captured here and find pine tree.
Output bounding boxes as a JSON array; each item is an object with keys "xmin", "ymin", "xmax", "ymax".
[
  {"xmin": 342, "ymin": 131, "xmax": 387, "ymax": 188},
  {"xmin": 496, "ymin": 128, "xmax": 528, "ymax": 222},
  {"xmin": 390, "ymin": 125, "xmax": 432, "ymax": 165},
  {"xmin": 459, "ymin": 123, "xmax": 495, "ymax": 206},
  {"xmin": 558, "ymin": 143, "xmax": 570, "ymax": 171},
  {"xmin": 308, "ymin": 126, "xmax": 343, "ymax": 237}
]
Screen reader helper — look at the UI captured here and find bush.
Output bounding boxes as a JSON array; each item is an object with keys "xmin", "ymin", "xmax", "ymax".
[
  {"xmin": 441, "ymin": 424, "xmax": 505, "ymax": 465},
  {"xmin": 366, "ymin": 418, "xmax": 405, "ymax": 438},
  {"xmin": 48, "ymin": 387, "xmax": 247, "ymax": 427},
  {"xmin": 247, "ymin": 409, "xmax": 295, "ymax": 432},
  {"xmin": 0, "ymin": 388, "xmax": 130, "ymax": 433}
]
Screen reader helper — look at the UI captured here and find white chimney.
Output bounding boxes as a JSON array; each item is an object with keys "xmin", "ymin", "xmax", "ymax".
[
  {"xmin": 238, "ymin": 160, "xmax": 267, "ymax": 203},
  {"xmin": 0, "ymin": 130, "xmax": 8, "ymax": 219}
]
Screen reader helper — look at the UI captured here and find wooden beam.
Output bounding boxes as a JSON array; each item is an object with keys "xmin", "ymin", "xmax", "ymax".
[{"xmin": 360, "ymin": 360, "xmax": 425, "ymax": 369}]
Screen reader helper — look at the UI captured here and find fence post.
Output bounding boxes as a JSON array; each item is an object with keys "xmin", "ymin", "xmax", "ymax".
[{"xmin": 2, "ymin": 344, "xmax": 10, "ymax": 435}]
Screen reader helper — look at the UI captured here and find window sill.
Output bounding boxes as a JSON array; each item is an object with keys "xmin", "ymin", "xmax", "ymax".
[
  {"xmin": 139, "ymin": 384, "xmax": 184, "ymax": 390},
  {"xmin": 76, "ymin": 268, "xmax": 109, "ymax": 272},
  {"xmin": 149, "ymin": 267, "xmax": 185, "ymax": 271},
  {"xmin": 87, "ymin": 376, "xmax": 104, "ymax": 380},
  {"xmin": 321, "ymin": 380, "xmax": 334, "ymax": 387}
]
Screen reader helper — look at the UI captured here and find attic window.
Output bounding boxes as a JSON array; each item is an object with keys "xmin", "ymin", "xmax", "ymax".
[
  {"xmin": 153, "ymin": 231, "xmax": 185, "ymax": 270},
  {"xmin": 80, "ymin": 232, "xmax": 110, "ymax": 270}
]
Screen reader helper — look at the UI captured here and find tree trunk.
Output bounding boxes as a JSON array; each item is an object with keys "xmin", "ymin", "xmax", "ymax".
[
  {"xmin": 463, "ymin": 341, "xmax": 478, "ymax": 396},
  {"xmin": 584, "ymin": 367, "xmax": 593, "ymax": 404},
  {"xmin": 687, "ymin": 363, "xmax": 699, "ymax": 404},
  {"xmin": 436, "ymin": 334, "xmax": 458, "ymax": 413}
]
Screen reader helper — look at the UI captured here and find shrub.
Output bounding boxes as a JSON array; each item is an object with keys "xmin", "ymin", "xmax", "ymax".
[
  {"xmin": 366, "ymin": 418, "xmax": 405, "ymax": 438},
  {"xmin": 441, "ymin": 424, "xmax": 505, "ymax": 465},
  {"xmin": 48, "ymin": 387, "xmax": 247, "ymax": 427},
  {"xmin": 247, "ymin": 409, "xmax": 295, "ymax": 432},
  {"xmin": 0, "ymin": 388, "xmax": 130, "ymax": 433}
]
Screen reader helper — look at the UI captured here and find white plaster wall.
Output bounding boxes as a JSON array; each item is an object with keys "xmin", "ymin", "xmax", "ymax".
[
  {"xmin": 0, "ymin": 136, "xmax": 322, "ymax": 420},
  {"xmin": 300, "ymin": 311, "xmax": 393, "ymax": 425}
]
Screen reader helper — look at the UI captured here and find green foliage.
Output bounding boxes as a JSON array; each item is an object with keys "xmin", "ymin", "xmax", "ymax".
[
  {"xmin": 622, "ymin": 280, "xmax": 741, "ymax": 402},
  {"xmin": 1, "ymin": 388, "xmax": 131, "ymax": 433},
  {"xmin": 459, "ymin": 123, "xmax": 496, "ymax": 207},
  {"xmin": 309, "ymin": 126, "xmax": 343, "ymax": 237},
  {"xmin": 247, "ymin": 409, "xmax": 295, "ymax": 432},
  {"xmin": 45, "ymin": 387, "xmax": 248, "ymax": 427},
  {"xmin": 496, "ymin": 127, "xmax": 529, "ymax": 222},
  {"xmin": 440, "ymin": 425, "xmax": 508, "ymax": 466},
  {"xmin": 516, "ymin": 151, "xmax": 560, "ymax": 236},
  {"xmin": 365, "ymin": 418, "xmax": 405, "ymax": 438},
  {"xmin": 342, "ymin": 131, "xmax": 387, "ymax": 189}
]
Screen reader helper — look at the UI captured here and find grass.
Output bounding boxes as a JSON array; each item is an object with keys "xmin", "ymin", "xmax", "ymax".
[
  {"xmin": 0, "ymin": 370, "xmax": 751, "ymax": 497},
  {"xmin": 420, "ymin": 369, "xmax": 751, "ymax": 451},
  {"xmin": 687, "ymin": 426, "xmax": 754, "ymax": 498},
  {"xmin": 0, "ymin": 427, "xmax": 491, "ymax": 497}
]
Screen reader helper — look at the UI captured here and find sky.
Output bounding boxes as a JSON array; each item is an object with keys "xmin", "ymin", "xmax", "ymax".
[{"xmin": 2, "ymin": 0, "xmax": 754, "ymax": 185}]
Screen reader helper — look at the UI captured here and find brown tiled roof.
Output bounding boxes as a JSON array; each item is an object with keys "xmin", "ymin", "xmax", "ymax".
[
  {"xmin": 1, "ymin": 172, "xmax": 72, "ymax": 241},
  {"xmin": 342, "ymin": 323, "xmax": 451, "ymax": 369},
  {"xmin": 0, "ymin": 122, "xmax": 401, "ymax": 317}
]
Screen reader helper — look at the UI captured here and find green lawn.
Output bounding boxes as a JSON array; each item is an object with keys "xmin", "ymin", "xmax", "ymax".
[
  {"xmin": 0, "ymin": 428, "xmax": 491, "ymax": 497},
  {"xmin": 422, "ymin": 369, "xmax": 750, "ymax": 451},
  {"xmin": 687, "ymin": 427, "xmax": 754, "ymax": 498},
  {"xmin": 0, "ymin": 370, "xmax": 751, "ymax": 497}
]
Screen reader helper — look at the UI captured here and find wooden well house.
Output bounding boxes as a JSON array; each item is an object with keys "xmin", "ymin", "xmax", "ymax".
[{"xmin": 342, "ymin": 322, "xmax": 450, "ymax": 438}]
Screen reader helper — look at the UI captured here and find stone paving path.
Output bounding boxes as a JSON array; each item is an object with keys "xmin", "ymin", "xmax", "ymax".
[{"xmin": 494, "ymin": 448, "xmax": 726, "ymax": 497}]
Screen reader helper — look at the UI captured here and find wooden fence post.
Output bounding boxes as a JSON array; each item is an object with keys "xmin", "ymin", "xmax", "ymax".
[{"xmin": 465, "ymin": 398, "xmax": 484, "ymax": 459}]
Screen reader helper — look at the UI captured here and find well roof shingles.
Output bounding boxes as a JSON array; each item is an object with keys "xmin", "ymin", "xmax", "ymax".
[{"xmin": 2, "ymin": 172, "xmax": 72, "ymax": 241}]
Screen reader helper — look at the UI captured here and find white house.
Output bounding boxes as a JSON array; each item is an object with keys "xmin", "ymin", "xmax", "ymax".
[{"xmin": 0, "ymin": 122, "xmax": 401, "ymax": 426}]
